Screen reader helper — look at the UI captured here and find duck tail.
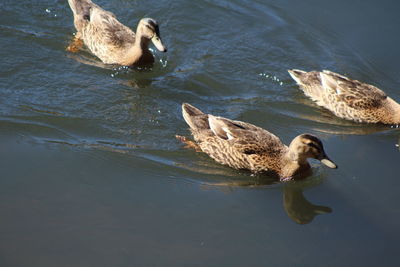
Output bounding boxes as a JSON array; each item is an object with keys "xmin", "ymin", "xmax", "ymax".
[
  {"xmin": 68, "ymin": 0, "xmax": 93, "ymax": 21},
  {"xmin": 288, "ymin": 69, "xmax": 325, "ymax": 99},
  {"xmin": 288, "ymin": 69, "xmax": 308, "ymax": 86},
  {"xmin": 182, "ymin": 103, "xmax": 209, "ymax": 131}
]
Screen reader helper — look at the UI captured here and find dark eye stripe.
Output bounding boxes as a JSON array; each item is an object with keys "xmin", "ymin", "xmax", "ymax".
[
  {"xmin": 145, "ymin": 24, "xmax": 161, "ymax": 36},
  {"xmin": 302, "ymin": 134, "xmax": 323, "ymax": 147},
  {"xmin": 145, "ymin": 24, "xmax": 155, "ymax": 31},
  {"xmin": 147, "ymin": 19, "xmax": 157, "ymax": 28},
  {"xmin": 308, "ymin": 142, "xmax": 320, "ymax": 151}
]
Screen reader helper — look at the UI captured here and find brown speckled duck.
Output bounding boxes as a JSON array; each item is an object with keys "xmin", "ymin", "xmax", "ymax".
[
  {"xmin": 288, "ymin": 69, "xmax": 400, "ymax": 124},
  {"xmin": 67, "ymin": 0, "xmax": 167, "ymax": 66},
  {"xmin": 181, "ymin": 103, "xmax": 337, "ymax": 180}
]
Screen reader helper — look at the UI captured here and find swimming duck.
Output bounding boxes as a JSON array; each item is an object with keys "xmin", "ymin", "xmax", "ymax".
[
  {"xmin": 288, "ymin": 69, "xmax": 400, "ymax": 124},
  {"xmin": 181, "ymin": 103, "xmax": 337, "ymax": 180},
  {"xmin": 67, "ymin": 0, "xmax": 167, "ymax": 66}
]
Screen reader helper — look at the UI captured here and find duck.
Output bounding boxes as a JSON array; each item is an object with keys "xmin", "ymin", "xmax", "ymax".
[
  {"xmin": 288, "ymin": 69, "xmax": 400, "ymax": 124},
  {"xmin": 67, "ymin": 0, "xmax": 167, "ymax": 66},
  {"xmin": 180, "ymin": 103, "xmax": 337, "ymax": 180}
]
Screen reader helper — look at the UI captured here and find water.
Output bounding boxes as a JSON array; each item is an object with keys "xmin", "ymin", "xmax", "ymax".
[{"xmin": 1, "ymin": 0, "xmax": 399, "ymax": 266}]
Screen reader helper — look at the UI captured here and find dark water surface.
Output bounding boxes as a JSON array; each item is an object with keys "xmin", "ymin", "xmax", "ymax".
[{"xmin": 1, "ymin": 0, "xmax": 400, "ymax": 266}]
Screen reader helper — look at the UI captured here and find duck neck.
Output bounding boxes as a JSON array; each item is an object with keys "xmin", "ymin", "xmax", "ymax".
[
  {"xmin": 122, "ymin": 33, "xmax": 153, "ymax": 66},
  {"xmin": 135, "ymin": 30, "xmax": 152, "ymax": 49},
  {"xmin": 281, "ymin": 151, "xmax": 310, "ymax": 179}
]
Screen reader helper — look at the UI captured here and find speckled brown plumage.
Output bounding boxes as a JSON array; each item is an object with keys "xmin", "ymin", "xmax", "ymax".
[
  {"xmin": 181, "ymin": 103, "xmax": 337, "ymax": 180},
  {"xmin": 289, "ymin": 69, "xmax": 400, "ymax": 124},
  {"xmin": 67, "ymin": 0, "xmax": 166, "ymax": 66}
]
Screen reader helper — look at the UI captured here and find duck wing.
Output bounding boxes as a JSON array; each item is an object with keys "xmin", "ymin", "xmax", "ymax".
[
  {"xmin": 208, "ymin": 115, "xmax": 284, "ymax": 155},
  {"xmin": 321, "ymin": 70, "xmax": 387, "ymax": 109},
  {"xmin": 89, "ymin": 7, "xmax": 136, "ymax": 48}
]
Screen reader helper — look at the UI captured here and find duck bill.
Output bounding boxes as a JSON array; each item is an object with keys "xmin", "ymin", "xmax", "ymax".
[
  {"xmin": 151, "ymin": 35, "xmax": 167, "ymax": 52},
  {"xmin": 320, "ymin": 156, "xmax": 338, "ymax": 169}
]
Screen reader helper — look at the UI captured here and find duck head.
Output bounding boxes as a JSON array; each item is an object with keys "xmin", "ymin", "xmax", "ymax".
[
  {"xmin": 138, "ymin": 18, "xmax": 167, "ymax": 52},
  {"xmin": 288, "ymin": 134, "xmax": 337, "ymax": 169}
]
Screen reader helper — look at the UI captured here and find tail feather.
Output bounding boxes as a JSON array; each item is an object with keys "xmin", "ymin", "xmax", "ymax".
[
  {"xmin": 68, "ymin": 0, "xmax": 93, "ymax": 14},
  {"xmin": 68, "ymin": 0, "xmax": 94, "ymax": 24},
  {"xmin": 288, "ymin": 69, "xmax": 325, "ymax": 101},
  {"xmin": 182, "ymin": 103, "xmax": 209, "ymax": 131},
  {"xmin": 288, "ymin": 69, "xmax": 307, "ymax": 85},
  {"xmin": 68, "ymin": 0, "xmax": 96, "ymax": 32}
]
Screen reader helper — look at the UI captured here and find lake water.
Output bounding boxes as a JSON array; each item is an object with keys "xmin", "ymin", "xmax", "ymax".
[{"xmin": 1, "ymin": 0, "xmax": 399, "ymax": 266}]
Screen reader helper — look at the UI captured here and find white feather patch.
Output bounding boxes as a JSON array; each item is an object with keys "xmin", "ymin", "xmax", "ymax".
[{"xmin": 224, "ymin": 128, "xmax": 235, "ymax": 140}]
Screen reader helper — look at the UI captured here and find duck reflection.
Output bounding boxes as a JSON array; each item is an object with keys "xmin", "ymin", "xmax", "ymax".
[
  {"xmin": 283, "ymin": 183, "xmax": 331, "ymax": 224},
  {"xmin": 198, "ymin": 175, "xmax": 332, "ymax": 224},
  {"xmin": 175, "ymin": 155, "xmax": 332, "ymax": 224},
  {"xmin": 67, "ymin": 53, "xmax": 156, "ymax": 89},
  {"xmin": 120, "ymin": 78, "xmax": 153, "ymax": 89},
  {"xmin": 397, "ymin": 136, "xmax": 400, "ymax": 151},
  {"xmin": 66, "ymin": 53, "xmax": 109, "ymax": 69}
]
